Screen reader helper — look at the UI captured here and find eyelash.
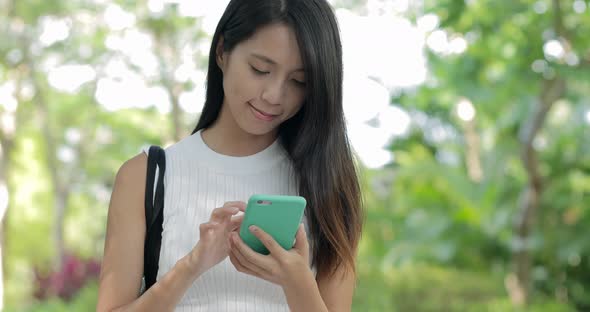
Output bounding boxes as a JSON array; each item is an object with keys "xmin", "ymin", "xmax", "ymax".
[
  {"xmin": 292, "ymin": 80, "xmax": 306, "ymax": 87},
  {"xmin": 250, "ymin": 65, "xmax": 306, "ymax": 87},
  {"xmin": 250, "ymin": 66, "xmax": 269, "ymax": 75}
]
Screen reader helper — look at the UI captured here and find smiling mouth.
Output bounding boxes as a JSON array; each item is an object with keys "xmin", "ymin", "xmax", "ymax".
[{"xmin": 249, "ymin": 102, "xmax": 279, "ymax": 120}]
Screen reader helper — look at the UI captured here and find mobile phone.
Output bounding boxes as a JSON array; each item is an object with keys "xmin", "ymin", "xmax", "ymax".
[{"xmin": 238, "ymin": 194, "xmax": 306, "ymax": 255}]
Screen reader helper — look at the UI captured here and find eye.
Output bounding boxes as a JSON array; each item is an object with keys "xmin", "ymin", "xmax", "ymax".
[
  {"xmin": 292, "ymin": 79, "xmax": 306, "ymax": 87},
  {"xmin": 250, "ymin": 65, "xmax": 269, "ymax": 75}
]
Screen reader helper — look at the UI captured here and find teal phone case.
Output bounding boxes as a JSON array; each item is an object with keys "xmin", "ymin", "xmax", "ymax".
[{"xmin": 239, "ymin": 194, "xmax": 306, "ymax": 255}]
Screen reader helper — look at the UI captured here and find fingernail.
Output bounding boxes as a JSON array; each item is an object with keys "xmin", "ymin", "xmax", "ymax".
[{"xmin": 249, "ymin": 225, "xmax": 257, "ymax": 232}]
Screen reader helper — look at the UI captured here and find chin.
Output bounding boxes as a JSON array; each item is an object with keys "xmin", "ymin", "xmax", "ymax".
[
  {"xmin": 246, "ymin": 127, "xmax": 277, "ymax": 137},
  {"xmin": 239, "ymin": 122, "xmax": 279, "ymax": 137}
]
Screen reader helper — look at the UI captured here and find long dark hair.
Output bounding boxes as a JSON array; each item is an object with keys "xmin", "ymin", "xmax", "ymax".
[{"xmin": 192, "ymin": 0, "xmax": 363, "ymax": 279}]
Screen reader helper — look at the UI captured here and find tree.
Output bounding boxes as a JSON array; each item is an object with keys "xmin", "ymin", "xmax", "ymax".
[{"xmin": 387, "ymin": 0, "xmax": 590, "ymax": 307}]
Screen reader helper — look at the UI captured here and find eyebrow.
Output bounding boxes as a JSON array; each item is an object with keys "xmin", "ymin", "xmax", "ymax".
[{"xmin": 251, "ymin": 53, "xmax": 304, "ymax": 72}]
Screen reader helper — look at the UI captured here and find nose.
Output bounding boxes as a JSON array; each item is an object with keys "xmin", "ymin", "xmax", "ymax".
[{"xmin": 261, "ymin": 79, "xmax": 284, "ymax": 106}]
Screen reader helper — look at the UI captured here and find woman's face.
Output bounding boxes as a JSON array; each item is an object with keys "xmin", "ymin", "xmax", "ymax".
[{"xmin": 216, "ymin": 23, "xmax": 307, "ymax": 137}]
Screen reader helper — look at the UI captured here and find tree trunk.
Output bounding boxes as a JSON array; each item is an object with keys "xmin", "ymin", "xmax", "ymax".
[
  {"xmin": 0, "ymin": 143, "xmax": 12, "ymax": 311},
  {"xmin": 0, "ymin": 60, "xmax": 25, "ymax": 310},
  {"xmin": 170, "ymin": 84, "xmax": 183, "ymax": 142},
  {"xmin": 25, "ymin": 49, "xmax": 69, "ymax": 269},
  {"xmin": 508, "ymin": 77, "xmax": 565, "ymax": 305},
  {"xmin": 153, "ymin": 34, "xmax": 184, "ymax": 142},
  {"xmin": 507, "ymin": 0, "xmax": 567, "ymax": 305},
  {"xmin": 462, "ymin": 118, "xmax": 483, "ymax": 182},
  {"xmin": 34, "ymin": 78, "xmax": 68, "ymax": 268}
]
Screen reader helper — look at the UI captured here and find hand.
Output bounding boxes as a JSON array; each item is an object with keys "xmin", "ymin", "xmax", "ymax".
[
  {"xmin": 228, "ymin": 223, "xmax": 311, "ymax": 287},
  {"xmin": 187, "ymin": 201, "xmax": 246, "ymax": 275}
]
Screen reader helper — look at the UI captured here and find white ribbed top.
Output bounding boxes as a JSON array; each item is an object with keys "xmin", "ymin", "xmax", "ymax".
[{"xmin": 143, "ymin": 130, "xmax": 305, "ymax": 311}]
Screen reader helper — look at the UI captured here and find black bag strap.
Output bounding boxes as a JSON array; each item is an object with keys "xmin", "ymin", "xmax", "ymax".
[{"xmin": 142, "ymin": 145, "xmax": 166, "ymax": 293}]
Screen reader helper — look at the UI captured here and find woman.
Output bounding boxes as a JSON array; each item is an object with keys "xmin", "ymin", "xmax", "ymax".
[{"xmin": 97, "ymin": 0, "xmax": 363, "ymax": 311}]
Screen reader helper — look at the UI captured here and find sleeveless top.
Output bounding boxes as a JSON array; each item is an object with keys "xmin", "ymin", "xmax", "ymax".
[{"xmin": 142, "ymin": 130, "xmax": 310, "ymax": 311}]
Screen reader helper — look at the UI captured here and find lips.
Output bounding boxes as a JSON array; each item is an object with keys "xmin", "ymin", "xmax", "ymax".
[{"xmin": 248, "ymin": 102, "xmax": 279, "ymax": 121}]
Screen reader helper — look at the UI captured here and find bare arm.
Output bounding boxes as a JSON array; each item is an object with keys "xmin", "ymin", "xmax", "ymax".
[
  {"xmin": 96, "ymin": 154, "xmax": 243, "ymax": 312},
  {"xmin": 96, "ymin": 153, "xmax": 203, "ymax": 312},
  {"xmin": 280, "ymin": 264, "xmax": 356, "ymax": 312},
  {"xmin": 316, "ymin": 266, "xmax": 356, "ymax": 312}
]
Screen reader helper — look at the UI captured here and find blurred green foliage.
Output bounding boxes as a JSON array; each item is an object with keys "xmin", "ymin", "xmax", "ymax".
[{"xmin": 1, "ymin": 0, "xmax": 588, "ymax": 311}]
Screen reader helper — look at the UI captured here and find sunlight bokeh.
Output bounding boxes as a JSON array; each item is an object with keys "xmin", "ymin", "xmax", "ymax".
[{"xmin": 42, "ymin": 0, "xmax": 432, "ymax": 168}]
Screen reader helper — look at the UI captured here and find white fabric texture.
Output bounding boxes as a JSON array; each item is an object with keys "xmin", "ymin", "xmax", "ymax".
[{"xmin": 142, "ymin": 130, "xmax": 309, "ymax": 311}]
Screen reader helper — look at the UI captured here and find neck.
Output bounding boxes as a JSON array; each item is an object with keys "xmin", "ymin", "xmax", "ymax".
[{"xmin": 200, "ymin": 102, "xmax": 278, "ymax": 157}]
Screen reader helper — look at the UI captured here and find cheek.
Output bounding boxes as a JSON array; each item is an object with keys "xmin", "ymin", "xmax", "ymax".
[
  {"xmin": 284, "ymin": 99, "xmax": 305, "ymax": 120},
  {"xmin": 224, "ymin": 67, "xmax": 257, "ymax": 104},
  {"xmin": 290, "ymin": 91, "xmax": 306, "ymax": 112}
]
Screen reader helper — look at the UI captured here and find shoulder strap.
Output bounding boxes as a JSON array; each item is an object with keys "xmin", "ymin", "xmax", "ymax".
[{"xmin": 143, "ymin": 145, "xmax": 166, "ymax": 293}]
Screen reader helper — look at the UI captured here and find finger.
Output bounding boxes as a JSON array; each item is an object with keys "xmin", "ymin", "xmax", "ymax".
[
  {"xmin": 211, "ymin": 201, "xmax": 246, "ymax": 222},
  {"xmin": 229, "ymin": 249, "xmax": 250, "ymax": 274},
  {"xmin": 229, "ymin": 241, "xmax": 267, "ymax": 278},
  {"xmin": 229, "ymin": 214, "xmax": 244, "ymax": 231},
  {"xmin": 223, "ymin": 201, "xmax": 247, "ymax": 212},
  {"xmin": 230, "ymin": 232, "xmax": 274, "ymax": 271},
  {"xmin": 293, "ymin": 224, "xmax": 309, "ymax": 251},
  {"xmin": 199, "ymin": 222, "xmax": 216, "ymax": 237},
  {"xmin": 211, "ymin": 206, "xmax": 240, "ymax": 223},
  {"xmin": 249, "ymin": 225, "xmax": 286, "ymax": 256}
]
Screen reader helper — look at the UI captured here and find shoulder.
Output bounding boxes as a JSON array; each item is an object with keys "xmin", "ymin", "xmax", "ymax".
[
  {"xmin": 115, "ymin": 153, "xmax": 148, "ymax": 187},
  {"xmin": 107, "ymin": 153, "xmax": 149, "ymax": 218}
]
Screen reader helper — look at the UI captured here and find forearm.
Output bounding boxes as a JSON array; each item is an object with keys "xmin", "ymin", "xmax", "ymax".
[
  {"xmin": 282, "ymin": 269, "xmax": 329, "ymax": 312},
  {"xmin": 110, "ymin": 254, "xmax": 202, "ymax": 312}
]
